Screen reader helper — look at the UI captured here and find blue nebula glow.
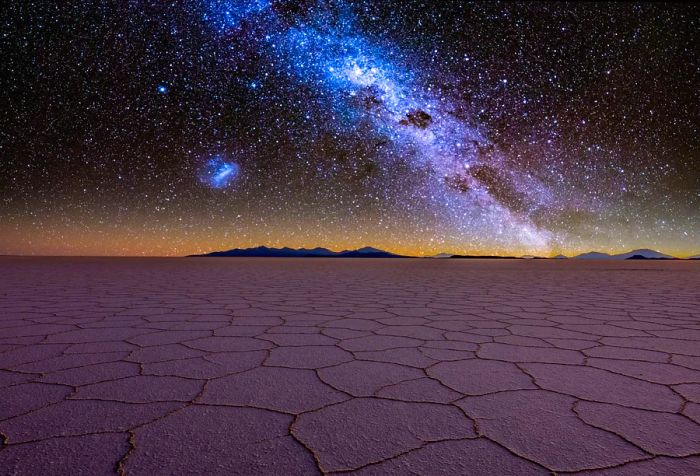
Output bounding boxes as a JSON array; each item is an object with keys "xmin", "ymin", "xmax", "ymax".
[
  {"xmin": 200, "ymin": 156, "xmax": 240, "ymax": 189},
  {"xmin": 281, "ymin": 27, "xmax": 412, "ymax": 103},
  {"xmin": 203, "ymin": 0, "xmax": 272, "ymax": 31},
  {"xmin": 157, "ymin": 84, "xmax": 168, "ymax": 94}
]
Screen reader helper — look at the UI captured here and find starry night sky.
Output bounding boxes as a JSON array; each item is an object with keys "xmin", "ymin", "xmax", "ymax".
[{"xmin": 2, "ymin": 1, "xmax": 698, "ymax": 256}]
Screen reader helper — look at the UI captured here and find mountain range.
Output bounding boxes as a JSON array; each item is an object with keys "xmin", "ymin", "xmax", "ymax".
[
  {"xmin": 190, "ymin": 246, "xmax": 699, "ymax": 259},
  {"xmin": 432, "ymin": 248, "xmax": 698, "ymax": 260},
  {"xmin": 189, "ymin": 246, "xmax": 404, "ymax": 258},
  {"xmin": 573, "ymin": 249, "xmax": 675, "ymax": 260}
]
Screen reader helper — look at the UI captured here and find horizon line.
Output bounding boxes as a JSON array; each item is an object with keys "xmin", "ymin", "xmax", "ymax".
[{"xmin": 2, "ymin": 247, "xmax": 699, "ymax": 260}]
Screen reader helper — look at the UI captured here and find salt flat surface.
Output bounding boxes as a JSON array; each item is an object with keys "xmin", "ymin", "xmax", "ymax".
[{"xmin": 1, "ymin": 257, "xmax": 699, "ymax": 474}]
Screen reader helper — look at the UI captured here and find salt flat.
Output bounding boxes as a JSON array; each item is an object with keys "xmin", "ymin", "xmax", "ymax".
[{"xmin": 1, "ymin": 257, "xmax": 699, "ymax": 474}]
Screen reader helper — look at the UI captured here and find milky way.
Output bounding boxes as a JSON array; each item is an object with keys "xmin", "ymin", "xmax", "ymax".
[
  {"xmin": 215, "ymin": 0, "xmax": 558, "ymax": 249},
  {"xmin": 1, "ymin": 1, "xmax": 698, "ymax": 256}
]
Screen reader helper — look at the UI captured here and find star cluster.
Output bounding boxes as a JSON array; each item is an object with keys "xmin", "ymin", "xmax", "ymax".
[{"xmin": 1, "ymin": 1, "xmax": 698, "ymax": 256}]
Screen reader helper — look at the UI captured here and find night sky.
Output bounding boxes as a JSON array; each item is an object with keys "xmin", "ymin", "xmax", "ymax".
[{"xmin": 2, "ymin": 1, "xmax": 698, "ymax": 256}]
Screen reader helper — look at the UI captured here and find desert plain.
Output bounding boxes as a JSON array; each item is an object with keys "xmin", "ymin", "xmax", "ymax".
[{"xmin": 0, "ymin": 257, "xmax": 699, "ymax": 474}]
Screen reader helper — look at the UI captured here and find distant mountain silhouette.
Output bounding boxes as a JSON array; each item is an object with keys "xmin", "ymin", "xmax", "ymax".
[
  {"xmin": 334, "ymin": 248, "xmax": 401, "ymax": 258},
  {"xmin": 615, "ymin": 249, "xmax": 675, "ymax": 260},
  {"xmin": 190, "ymin": 246, "xmax": 332, "ymax": 257},
  {"xmin": 688, "ymin": 254, "xmax": 700, "ymax": 260},
  {"xmin": 575, "ymin": 251, "xmax": 614, "ymax": 260},
  {"xmin": 189, "ymin": 246, "xmax": 405, "ymax": 258},
  {"xmin": 429, "ymin": 253, "xmax": 454, "ymax": 259},
  {"xmin": 574, "ymin": 249, "xmax": 675, "ymax": 260}
]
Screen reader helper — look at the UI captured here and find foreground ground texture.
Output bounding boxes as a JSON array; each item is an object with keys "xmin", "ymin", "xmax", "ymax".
[{"xmin": 0, "ymin": 257, "xmax": 699, "ymax": 475}]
